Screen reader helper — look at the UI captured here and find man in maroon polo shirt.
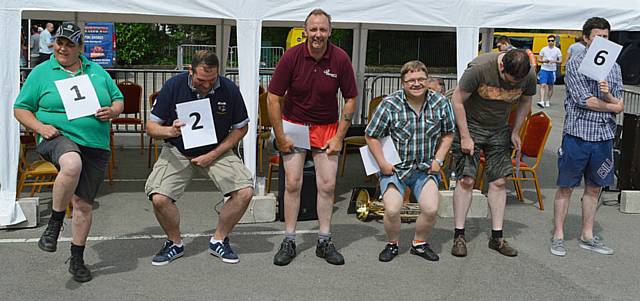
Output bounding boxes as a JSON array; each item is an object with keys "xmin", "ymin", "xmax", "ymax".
[{"xmin": 267, "ymin": 8, "xmax": 358, "ymax": 266}]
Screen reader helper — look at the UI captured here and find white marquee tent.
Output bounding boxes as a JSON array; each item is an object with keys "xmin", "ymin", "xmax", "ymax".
[{"xmin": 2, "ymin": 0, "xmax": 639, "ymax": 225}]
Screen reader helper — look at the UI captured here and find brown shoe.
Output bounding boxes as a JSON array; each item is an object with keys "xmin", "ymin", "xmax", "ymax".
[
  {"xmin": 451, "ymin": 236, "xmax": 467, "ymax": 257},
  {"xmin": 488, "ymin": 238, "xmax": 518, "ymax": 257}
]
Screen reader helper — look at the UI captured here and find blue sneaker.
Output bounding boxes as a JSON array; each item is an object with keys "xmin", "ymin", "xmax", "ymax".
[
  {"xmin": 209, "ymin": 237, "xmax": 239, "ymax": 264},
  {"xmin": 152, "ymin": 240, "xmax": 184, "ymax": 266}
]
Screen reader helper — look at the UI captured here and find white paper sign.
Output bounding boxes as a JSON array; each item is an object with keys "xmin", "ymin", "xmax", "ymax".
[
  {"xmin": 359, "ymin": 136, "xmax": 402, "ymax": 176},
  {"xmin": 578, "ymin": 36, "xmax": 623, "ymax": 81},
  {"xmin": 282, "ymin": 120, "xmax": 310, "ymax": 150},
  {"xmin": 176, "ymin": 98, "xmax": 217, "ymax": 149},
  {"xmin": 54, "ymin": 74, "xmax": 101, "ymax": 120}
]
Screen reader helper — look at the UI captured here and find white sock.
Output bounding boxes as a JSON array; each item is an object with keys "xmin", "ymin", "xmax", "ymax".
[
  {"xmin": 210, "ymin": 237, "xmax": 223, "ymax": 245},
  {"xmin": 173, "ymin": 242, "xmax": 183, "ymax": 248}
]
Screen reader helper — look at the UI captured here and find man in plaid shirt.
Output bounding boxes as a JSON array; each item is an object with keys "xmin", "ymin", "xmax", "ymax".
[
  {"xmin": 550, "ymin": 17, "xmax": 624, "ymax": 257},
  {"xmin": 365, "ymin": 60, "xmax": 455, "ymax": 262}
]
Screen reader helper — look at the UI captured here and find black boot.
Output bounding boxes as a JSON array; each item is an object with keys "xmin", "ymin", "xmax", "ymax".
[
  {"xmin": 38, "ymin": 218, "xmax": 63, "ymax": 252},
  {"xmin": 68, "ymin": 244, "xmax": 92, "ymax": 282}
]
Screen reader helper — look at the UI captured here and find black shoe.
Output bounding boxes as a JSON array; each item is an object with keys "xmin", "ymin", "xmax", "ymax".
[
  {"xmin": 410, "ymin": 243, "xmax": 439, "ymax": 261},
  {"xmin": 67, "ymin": 256, "xmax": 92, "ymax": 282},
  {"xmin": 378, "ymin": 243, "xmax": 399, "ymax": 262},
  {"xmin": 38, "ymin": 218, "xmax": 63, "ymax": 252},
  {"xmin": 273, "ymin": 239, "xmax": 296, "ymax": 266},
  {"xmin": 316, "ymin": 239, "xmax": 345, "ymax": 265}
]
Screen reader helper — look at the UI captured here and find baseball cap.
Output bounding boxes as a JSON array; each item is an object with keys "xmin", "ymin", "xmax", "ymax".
[{"xmin": 54, "ymin": 22, "xmax": 83, "ymax": 44}]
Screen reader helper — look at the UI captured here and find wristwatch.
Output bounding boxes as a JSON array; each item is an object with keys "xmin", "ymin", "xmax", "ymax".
[{"xmin": 434, "ymin": 158, "xmax": 444, "ymax": 167}]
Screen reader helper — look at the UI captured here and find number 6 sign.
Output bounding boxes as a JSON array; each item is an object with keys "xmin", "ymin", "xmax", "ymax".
[
  {"xmin": 578, "ymin": 36, "xmax": 623, "ymax": 81},
  {"xmin": 176, "ymin": 98, "xmax": 218, "ymax": 149},
  {"xmin": 54, "ymin": 74, "xmax": 101, "ymax": 120}
]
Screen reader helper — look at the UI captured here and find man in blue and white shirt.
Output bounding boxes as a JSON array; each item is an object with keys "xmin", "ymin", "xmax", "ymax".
[{"xmin": 550, "ymin": 17, "xmax": 624, "ymax": 258}]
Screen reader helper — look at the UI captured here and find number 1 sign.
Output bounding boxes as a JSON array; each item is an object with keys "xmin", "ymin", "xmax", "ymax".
[
  {"xmin": 578, "ymin": 36, "xmax": 623, "ymax": 81},
  {"xmin": 175, "ymin": 98, "xmax": 218, "ymax": 149},
  {"xmin": 54, "ymin": 74, "xmax": 101, "ymax": 120}
]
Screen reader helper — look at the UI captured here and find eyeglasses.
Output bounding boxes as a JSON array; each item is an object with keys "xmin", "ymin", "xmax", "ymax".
[
  {"xmin": 403, "ymin": 78, "xmax": 428, "ymax": 84},
  {"xmin": 548, "ymin": 39, "xmax": 555, "ymax": 42}
]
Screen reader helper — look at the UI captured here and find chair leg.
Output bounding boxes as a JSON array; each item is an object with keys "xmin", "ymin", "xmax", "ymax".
[
  {"xmin": 147, "ymin": 137, "xmax": 153, "ymax": 168},
  {"xmin": 339, "ymin": 141, "xmax": 348, "ymax": 177},
  {"xmin": 16, "ymin": 172, "xmax": 28, "ymax": 199},
  {"xmin": 440, "ymin": 169, "xmax": 449, "ymax": 190},
  {"xmin": 140, "ymin": 130, "xmax": 144, "ymax": 155},
  {"xmin": 266, "ymin": 163, "xmax": 274, "ymax": 193},
  {"xmin": 532, "ymin": 170, "xmax": 544, "ymax": 211},
  {"xmin": 66, "ymin": 203, "xmax": 73, "ymax": 219},
  {"xmin": 258, "ymin": 136, "xmax": 264, "ymax": 176},
  {"xmin": 475, "ymin": 163, "xmax": 485, "ymax": 190}
]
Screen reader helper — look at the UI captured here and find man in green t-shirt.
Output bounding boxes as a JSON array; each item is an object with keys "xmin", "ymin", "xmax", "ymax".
[
  {"xmin": 13, "ymin": 22, "xmax": 123, "ymax": 283},
  {"xmin": 450, "ymin": 49, "xmax": 536, "ymax": 257}
]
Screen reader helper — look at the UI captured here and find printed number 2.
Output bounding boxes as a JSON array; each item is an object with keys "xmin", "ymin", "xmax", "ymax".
[
  {"xmin": 189, "ymin": 112, "xmax": 204, "ymax": 130},
  {"xmin": 70, "ymin": 85, "xmax": 86, "ymax": 101},
  {"xmin": 594, "ymin": 50, "xmax": 608, "ymax": 66}
]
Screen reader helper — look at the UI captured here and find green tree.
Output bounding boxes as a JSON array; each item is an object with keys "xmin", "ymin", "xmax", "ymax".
[{"xmin": 115, "ymin": 23, "xmax": 156, "ymax": 65}]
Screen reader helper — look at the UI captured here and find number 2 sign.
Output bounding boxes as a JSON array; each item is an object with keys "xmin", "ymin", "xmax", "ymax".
[
  {"xmin": 578, "ymin": 36, "xmax": 623, "ymax": 81},
  {"xmin": 54, "ymin": 74, "xmax": 101, "ymax": 120},
  {"xmin": 176, "ymin": 98, "xmax": 218, "ymax": 149}
]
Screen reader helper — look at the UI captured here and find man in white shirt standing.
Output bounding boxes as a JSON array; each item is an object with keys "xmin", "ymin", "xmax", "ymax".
[
  {"xmin": 36, "ymin": 22, "xmax": 54, "ymax": 66},
  {"xmin": 537, "ymin": 34, "xmax": 562, "ymax": 108}
]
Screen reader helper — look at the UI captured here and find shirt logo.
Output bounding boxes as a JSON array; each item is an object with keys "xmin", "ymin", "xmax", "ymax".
[
  {"xmin": 324, "ymin": 69, "xmax": 337, "ymax": 78},
  {"xmin": 217, "ymin": 101, "xmax": 227, "ymax": 114}
]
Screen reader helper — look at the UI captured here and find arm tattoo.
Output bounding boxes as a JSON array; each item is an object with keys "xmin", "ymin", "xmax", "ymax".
[{"xmin": 343, "ymin": 112, "xmax": 354, "ymax": 122}]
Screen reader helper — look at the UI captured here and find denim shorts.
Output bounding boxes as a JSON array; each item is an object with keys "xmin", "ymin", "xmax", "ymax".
[
  {"xmin": 379, "ymin": 169, "xmax": 441, "ymax": 199},
  {"xmin": 556, "ymin": 134, "xmax": 614, "ymax": 188}
]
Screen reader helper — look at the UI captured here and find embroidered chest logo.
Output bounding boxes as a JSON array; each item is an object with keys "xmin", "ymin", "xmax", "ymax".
[
  {"xmin": 324, "ymin": 69, "xmax": 337, "ymax": 78},
  {"xmin": 216, "ymin": 101, "xmax": 228, "ymax": 114}
]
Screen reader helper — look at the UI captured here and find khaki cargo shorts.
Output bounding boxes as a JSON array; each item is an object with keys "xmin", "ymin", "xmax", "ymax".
[{"xmin": 145, "ymin": 143, "xmax": 254, "ymax": 201}]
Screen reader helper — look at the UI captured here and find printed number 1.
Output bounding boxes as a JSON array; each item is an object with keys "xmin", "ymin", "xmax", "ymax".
[
  {"xmin": 594, "ymin": 50, "xmax": 608, "ymax": 66},
  {"xmin": 70, "ymin": 85, "xmax": 86, "ymax": 101},
  {"xmin": 190, "ymin": 112, "xmax": 204, "ymax": 130}
]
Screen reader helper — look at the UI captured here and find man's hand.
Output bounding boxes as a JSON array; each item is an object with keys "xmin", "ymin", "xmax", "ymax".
[
  {"xmin": 461, "ymin": 136, "xmax": 475, "ymax": 155},
  {"xmin": 511, "ymin": 132, "xmax": 522, "ymax": 152},
  {"xmin": 190, "ymin": 151, "xmax": 218, "ymax": 167},
  {"xmin": 323, "ymin": 135, "xmax": 343, "ymax": 156},
  {"xmin": 169, "ymin": 120, "xmax": 185, "ymax": 138},
  {"xmin": 380, "ymin": 162, "xmax": 395, "ymax": 176},
  {"xmin": 598, "ymin": 80, "xmax": 610, "ymax": 95},
  {"xmin": 37, "ymin": 124, "xmax": 60, "ymax": 140},
  {"xmin": 276, "ymin": 136, "xmax": 294, "ymax": 153},
  {"xmin": 95, "ymin": 106, "xmax": 115, "ymax": 121}
]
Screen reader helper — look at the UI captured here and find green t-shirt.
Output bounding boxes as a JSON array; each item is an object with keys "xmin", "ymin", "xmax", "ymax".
[
  {"xmin": 459, "ymin": 52, "xmax": 537, "ymax": 129},
  {"xmin": 14, "ymin": 55, "xmax": 123, "ymax": 150}
]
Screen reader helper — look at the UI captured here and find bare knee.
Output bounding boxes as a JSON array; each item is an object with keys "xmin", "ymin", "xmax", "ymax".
[
  {"xmin": 557, "ymin": 187, "xmax": 573, "ymax": 199},
  {"xmin": 489, "ymin": 177, "xmax": 506, "ymax": 189},
  {"xmin": 285, "ymin": 175, "xmax": 302, "ymax": 194},
  {"xmin": 72, "ymin": 197, "xmax": 92, "ymax": 213},
  {"xmin": 458, "ymin": 176, "xmax": 475, "ymax": 189},
  {"xmin": 151, "ymin": 193, "xmax": 173, "ymax": 209},
  {"xmin": 317, "ymin": 178, "xmax": 336, "ymax": 196},
  {"xmin": 58, "ymin": 152, "xmax": 82, "ymax": 178},
  {"xmin": 230, "ymin": 187, "xmax": 253, "ymax": 204}
]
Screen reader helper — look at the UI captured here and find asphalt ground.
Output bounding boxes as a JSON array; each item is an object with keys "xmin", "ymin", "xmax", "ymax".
[{"xmin": 1, "ymin": 86, "xmax": 639, "ymax": 300}]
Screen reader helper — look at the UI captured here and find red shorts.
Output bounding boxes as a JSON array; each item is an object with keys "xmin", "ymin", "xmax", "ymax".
[{"xmin": 283, "ymin": 118, "xmax": 338, "ymax": 149}]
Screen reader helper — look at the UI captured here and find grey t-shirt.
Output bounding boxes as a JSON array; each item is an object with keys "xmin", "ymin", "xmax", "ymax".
[
  {"xmin": 567, "ymin": 42, "xmax": 586, "ymax": 60},
  {"xmin": 458, "ymin": 52, "xmax": 537, "ymax": 129}
]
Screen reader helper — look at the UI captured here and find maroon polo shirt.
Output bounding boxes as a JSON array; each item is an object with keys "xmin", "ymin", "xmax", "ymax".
[{"xmin": 268, "ymin": 42, "xmax": 358, "ymax": 124}]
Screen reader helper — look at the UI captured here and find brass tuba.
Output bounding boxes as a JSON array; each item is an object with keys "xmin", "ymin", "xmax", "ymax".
[{"xmin": 354, "ymin": 188, "xmax": 421, "ymax": 222}]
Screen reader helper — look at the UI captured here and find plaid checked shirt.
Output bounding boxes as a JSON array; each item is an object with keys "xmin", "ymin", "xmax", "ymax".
[
  {"xmin": 563, "ymin": 49, "xmax": 623, "ymax": 141},
  {"xmin": 365, "ymin": 89, "xmax": 456, "ymax": 180}
]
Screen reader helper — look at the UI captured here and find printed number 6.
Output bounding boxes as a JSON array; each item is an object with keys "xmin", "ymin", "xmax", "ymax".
[
  {"xmin": 594, "ymin": 50, "xmax": 608, "ymax": 66},
  {"xmin": 189, "ymin": 112, "xmax": 204, "ymax": 130}
]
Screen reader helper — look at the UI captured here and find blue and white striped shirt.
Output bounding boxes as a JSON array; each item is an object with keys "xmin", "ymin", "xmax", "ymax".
[{"xmin": 563, "ymin": 48, "xmax": 623, "ymax": 141}]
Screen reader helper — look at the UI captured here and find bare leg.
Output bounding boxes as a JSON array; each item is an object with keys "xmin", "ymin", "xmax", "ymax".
[
  {"xmin": 151, "ymin": 194, "xmax": 182, "ymax": 244},
  {"xmin": 414, "ymin": 179, "xmax": 439, "ymax": 241},
  {"xmin": 70, "ymin": 195, "xmax": 92, "ymax": 246},
  {"xmin": 580, "ymin": 185, "xmax": 601, "ymax": 241},
  {"xmin": 213, "ymin": 187, "xmax": 253, "ymax": 240},
  {"xmin": 382, "ymin": 185, "xmax": 403, "ymax": 242},
  {"xmin": 453, "ymin": 176, "xmax": 475, "ymax": 229},
  {"xmin": 486, "ymin": 177, "xmax": 507, "ymax": 230},
  {"xmin": 312, "ymin": 152, "xmax": 339, "ymax": 235},
  {"xmin": 282, "ymin": 152, "xmax": 305, "ymax": 234},
  {"xmin": 552, "ymin": 187, "xmax": 573, "ymax": 239},
  {"xmin": 51, "ymin": 152, "xmax": 82, "ymax": 212}
]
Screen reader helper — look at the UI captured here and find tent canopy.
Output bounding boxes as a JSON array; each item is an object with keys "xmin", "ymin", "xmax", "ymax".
[{"xmin": 2, "ymin": 0, "xmax": 639, "ymax": 225}]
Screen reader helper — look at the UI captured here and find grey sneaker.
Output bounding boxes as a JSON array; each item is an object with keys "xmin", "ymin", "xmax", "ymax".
[
  {"xmin": 550, "ymin": 238, "xmax": 566, "ymax": 256},
  {"xmin": 578, "ymin": 236, "xmax": 614, "ymax": 255}
]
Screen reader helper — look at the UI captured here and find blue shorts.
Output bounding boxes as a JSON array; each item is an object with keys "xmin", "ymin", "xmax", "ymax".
[
  {"xmin": 538, "ymin": 70, "xmax": 556, "ymax": 85},
  {"xmin": 379, "ymin": 170, "xmax": 441, "ymax": 199},
  {"xmin": 556, "ymin": 135, "xmax": 614, "ymax": 188}
]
